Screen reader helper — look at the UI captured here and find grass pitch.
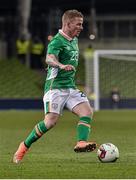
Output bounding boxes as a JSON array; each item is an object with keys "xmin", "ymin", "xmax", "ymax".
[{"xmin": 0, "ymin": 110, "xmax": 136, "ymax": 179}]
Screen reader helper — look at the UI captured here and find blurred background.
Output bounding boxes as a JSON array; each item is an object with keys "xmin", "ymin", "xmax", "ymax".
[{"xmin": 0, "ymin": 0, "xmax": 136, "ymax": 110}]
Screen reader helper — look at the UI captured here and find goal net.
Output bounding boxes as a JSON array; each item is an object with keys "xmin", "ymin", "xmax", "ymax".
[{"xmin": 92, "ymin": 50, "xmax": 136, "ymax": 111}]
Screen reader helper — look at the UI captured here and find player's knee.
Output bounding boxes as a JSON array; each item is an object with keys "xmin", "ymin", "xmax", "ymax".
[
  {"xmin": 88, "ymin": 106, "xmax": 94, "ymax": 117},
  {"xmin": 44, "ymin": 113, "xmax": 59, "ymax": 129},
  {"xmin": 44, "ymin": 118, "xmax": 57, "ymax": 129},
  {"xmin": 82, "ymin": 107, "xmax": 93, "ymax": 118}
]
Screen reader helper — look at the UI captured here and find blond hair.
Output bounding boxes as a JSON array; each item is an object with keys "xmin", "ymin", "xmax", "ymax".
[{"xmin": 62, "ymin": 9, "xmax": 83, "ymax": 24}]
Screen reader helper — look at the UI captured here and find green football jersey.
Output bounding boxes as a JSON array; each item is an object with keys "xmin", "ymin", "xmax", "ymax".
[{"xmin": 44, "ymin": 31, "xmax": 79, "ymax": 93}]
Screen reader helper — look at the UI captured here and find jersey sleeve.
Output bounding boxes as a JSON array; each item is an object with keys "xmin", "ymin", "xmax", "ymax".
[{"xmin": 47, "ymin": 38, "xmax": 62, "ymax": 57}]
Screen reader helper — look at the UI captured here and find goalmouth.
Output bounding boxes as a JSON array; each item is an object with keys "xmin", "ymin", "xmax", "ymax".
[{"xmin": 93, "ymin": 50, "xmax": 136, "ymax": 111}]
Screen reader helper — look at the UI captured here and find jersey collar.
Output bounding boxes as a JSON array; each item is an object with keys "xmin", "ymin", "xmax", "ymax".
[{"xmin": 59, "ymin": 29, "xmax": 73, "ymax": 41}]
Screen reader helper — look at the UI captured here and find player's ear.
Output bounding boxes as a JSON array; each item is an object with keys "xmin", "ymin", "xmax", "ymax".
[{"xmin": 67, "ymin": 22, "xmax": 71, "ymax": 29}]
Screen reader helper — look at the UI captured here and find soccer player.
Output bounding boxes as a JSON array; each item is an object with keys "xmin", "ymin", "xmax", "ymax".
[{"xmin": 13, "ymin": 9, "xmax": 97, "ymax": 163}]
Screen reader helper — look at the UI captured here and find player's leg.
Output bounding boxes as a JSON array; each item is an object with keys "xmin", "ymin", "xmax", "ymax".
[
  {"xmin": 24, "ymin": 112, "xmax": 59, "ymax": 148},
  {"xmin": 66, "ymin": 89, "xmax": 96, "ymax": 152},
  {"xmin": 72, "ymin": 102, "xmax": 96, "ymax": 152},
  {"xmin": 13, "ymin": 113, "xmax": 59, "ymax": 163},
  {"xmin": 13, "ymin": 89, "xmax": 63, "ymax": 163}
]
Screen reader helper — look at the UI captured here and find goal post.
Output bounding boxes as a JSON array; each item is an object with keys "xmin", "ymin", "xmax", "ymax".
[
  {"xmin": 93, "ymin": 50, "xmax": 136, "ymax": 111},
  {"xmin": 93, "ymin": 51, "xmax": 99, "ymax": 111}
]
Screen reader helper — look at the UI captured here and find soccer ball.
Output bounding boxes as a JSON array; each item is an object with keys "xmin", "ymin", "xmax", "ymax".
[{"xmin": 97, "ymin": 143, "xmax": 119, "ymax": 163}]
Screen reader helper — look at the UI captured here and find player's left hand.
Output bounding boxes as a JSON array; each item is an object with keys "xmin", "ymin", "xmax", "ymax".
[{"xmin": 59, "ymin": 64, "xmax": 75, "ymax": 71}]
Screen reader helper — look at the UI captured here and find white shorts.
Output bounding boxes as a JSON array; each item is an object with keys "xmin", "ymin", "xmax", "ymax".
[{"xmin": 43, "ymin": 88, "xmax": 89, "ymax": 115}]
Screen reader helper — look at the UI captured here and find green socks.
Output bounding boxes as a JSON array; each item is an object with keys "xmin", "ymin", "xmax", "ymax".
[
  {"xmin": 24, "ymin": 120, "xmax": 48, "ymax": 148},
  {"xmin": 77, "ymin": 116, "xmax": 92, "ymax": 141},
  {"xmin": 24, "ymin": 116, "xmax": 92, "ymax": 148}
]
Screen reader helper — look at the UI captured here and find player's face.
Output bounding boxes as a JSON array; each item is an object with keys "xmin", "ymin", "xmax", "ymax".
[{"xmin": 68, "ymin": 17, "xmax": 83, "ymax": 38}]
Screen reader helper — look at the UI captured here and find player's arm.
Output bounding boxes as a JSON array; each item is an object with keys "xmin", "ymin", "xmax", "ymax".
[{"xmin": 46, "ymin": 54, "xmax": 75, "ymax": 71}]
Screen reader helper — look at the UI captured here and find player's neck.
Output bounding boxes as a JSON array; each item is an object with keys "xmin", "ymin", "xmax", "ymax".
[
  {"xmin": 59, "ymin": 29, "xmax": 73, "ymax": 40},
  {"xmin": 64, "ymin": 30, "xmax": 73, "ymax": 38}
]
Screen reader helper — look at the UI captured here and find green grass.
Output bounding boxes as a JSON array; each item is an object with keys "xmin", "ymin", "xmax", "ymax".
[{"xmin": 0, "ymin": 110, "xmax": 136, "ymax": 178}]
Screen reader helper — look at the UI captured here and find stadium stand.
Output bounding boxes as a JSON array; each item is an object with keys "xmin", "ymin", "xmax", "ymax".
[
  {"xmin": 0, "ymin": 58, "xmax": 45, "ymax": 109},
  {"xmin": 0, "ymin": 59, "xmax": 44, "ymax": 98},
  {"xmin": 0, "ymin": 0, "xmax": 136, "ymax": 109}
]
